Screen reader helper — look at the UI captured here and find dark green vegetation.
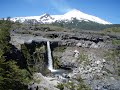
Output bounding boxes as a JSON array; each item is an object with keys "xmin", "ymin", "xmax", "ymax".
[
  {"xmin": 0, "ymin": 20, "xmax": 31, "ymax": 90},
  {"xmin": 21, "ymin": 43, "xmax": 50, "ymax": 75},
  {"xmin": 52, "ymin": 18, "xmax": 120, "ymax": 31}
]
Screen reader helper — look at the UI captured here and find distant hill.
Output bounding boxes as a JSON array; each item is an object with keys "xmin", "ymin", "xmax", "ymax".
[{"xmin": 51, "ymin": 18, "xmax": 120, "ymax": 30}]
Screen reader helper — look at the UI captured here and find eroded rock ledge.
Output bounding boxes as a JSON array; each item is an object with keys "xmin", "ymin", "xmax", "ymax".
[{"xmin": 10, "ymin": 30, "xmax": 119, "ymax": 50}]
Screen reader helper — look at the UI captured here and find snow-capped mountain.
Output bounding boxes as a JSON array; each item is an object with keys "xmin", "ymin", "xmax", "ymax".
[{"xmin": 11, "ymin": 9, "xmax": 111, "ymax": 24}]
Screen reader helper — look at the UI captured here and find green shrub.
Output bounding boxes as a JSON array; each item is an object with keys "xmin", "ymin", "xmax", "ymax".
[
  {"xmin": 78, "ymin": 52, "xmax": 89, "ymax": 65},
  {"xmin": 53, "ymin": 56, "xmax": 60, "ymax": 69},
  {"xmin": 56, "ymin": 83, "xmax": 64, "ymax": 90},
  {"xmin": 112, "ymin": 39, "xmax": 120, "ymax": 45}
]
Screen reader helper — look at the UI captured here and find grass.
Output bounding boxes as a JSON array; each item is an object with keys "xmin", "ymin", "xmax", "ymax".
[
  {"xmin": 78, "ymin": 52, "xmax": 90, "ymax": 66},
  {"xmin": 104, "ymin": 49, "xmax": 120, "ymax": 76},
  {"xmin": 56, "ymin": 79, "xmax": 91, "ymax": 90},
  {"xmin": 112, "ymin": 39, "xmax": 120, "ymax": 45},
  {"xmin": 103, "ymin": 27, "xmax": 120, "ymax": 34}
]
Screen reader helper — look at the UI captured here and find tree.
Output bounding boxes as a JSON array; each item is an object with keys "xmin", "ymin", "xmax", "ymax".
[{"xmin": 0, "ymin": 20, "xmax": 31, "ymax": 90}]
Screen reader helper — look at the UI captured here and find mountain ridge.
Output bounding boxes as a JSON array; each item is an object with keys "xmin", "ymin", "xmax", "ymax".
[{"xmin": 10, "ymin": 9, "xmax": 111, "ymax": 24}]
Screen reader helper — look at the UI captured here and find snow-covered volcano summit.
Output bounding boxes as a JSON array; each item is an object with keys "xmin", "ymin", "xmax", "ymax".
[{"xmin": 11, "ymin": 9, "xmax": 111, "ymax": 24}]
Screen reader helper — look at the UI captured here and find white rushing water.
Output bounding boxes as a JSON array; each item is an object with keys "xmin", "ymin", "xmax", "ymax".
[{"xmin": 47, "ymin": 41, "xmax": 57, "ymax": 72}]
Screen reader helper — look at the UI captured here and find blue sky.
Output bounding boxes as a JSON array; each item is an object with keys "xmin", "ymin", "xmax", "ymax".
[{"xmin": 0, "ymin": 0, "xmax": 120, "ymax": 24}]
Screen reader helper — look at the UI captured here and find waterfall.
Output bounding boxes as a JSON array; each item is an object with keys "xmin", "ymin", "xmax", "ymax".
[{"xmin": 47, "ymin": 41, "xmax": 57, "ymax": 72}]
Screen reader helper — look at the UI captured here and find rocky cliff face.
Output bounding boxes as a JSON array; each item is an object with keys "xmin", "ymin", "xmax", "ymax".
[
  {"xmin": 55, "ymin": 47, "xmax": 120, "ymax": 90},
  {"xmin": 10, "ymin": 26, "xmax": 120, "ymax": 90},
  {"xmin": 11, "ymin": 28, "xmax": 117, "ymax": 49}
]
